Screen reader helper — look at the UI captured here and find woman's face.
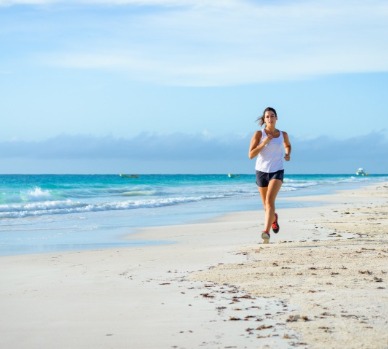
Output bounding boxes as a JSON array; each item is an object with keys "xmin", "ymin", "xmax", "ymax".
[{"xmin": 264, "ymin": 110, "xmax": 277, "ymax": 126}]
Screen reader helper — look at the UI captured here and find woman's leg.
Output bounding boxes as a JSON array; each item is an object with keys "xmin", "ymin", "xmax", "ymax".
[
  {"xmin": 258, "ymin": 186, "xmax": 268, "ymax": 231},
  {"xmin": 258, "ymin": 179, "xmax": 282, "ymax": 233}
]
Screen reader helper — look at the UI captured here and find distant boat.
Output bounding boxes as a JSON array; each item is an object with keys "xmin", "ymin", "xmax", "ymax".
[
  {"xmin": 227, "ymin": 173, "xmax": 240, "ymax": 178},
  {"xmin": 355, "ymin": 168, "xmax": 368, "ymax": 176},
  {"xmin": 119, "ymin": 174, "xmax": 140, "ymax": 179}
]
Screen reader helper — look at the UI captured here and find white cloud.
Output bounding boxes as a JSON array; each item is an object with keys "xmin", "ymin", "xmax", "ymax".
[
  {"xmin": 48, "ymin": 1, "xmax": 388, "ymax": 85},
  {"xmin": 3, "ymin": 0, "xmax": 388, "ymax": 85},
  {"xmin": 0, "ymin": 0, "xmax": 218, "ymax": 5},
  {"xmin": 0, "ymin": 0, "xmax": 56, "ymax": 4}
]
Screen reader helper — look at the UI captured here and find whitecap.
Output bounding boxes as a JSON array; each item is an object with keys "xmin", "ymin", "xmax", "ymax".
[{"xmin": 24, "ymin": 187, "xmax": 52, "ymax": 201}]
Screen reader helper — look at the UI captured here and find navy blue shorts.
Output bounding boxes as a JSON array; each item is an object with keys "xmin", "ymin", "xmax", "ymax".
[{"xmin": 256, "ymin": 170, "xmax": 284, "ymax": 187}]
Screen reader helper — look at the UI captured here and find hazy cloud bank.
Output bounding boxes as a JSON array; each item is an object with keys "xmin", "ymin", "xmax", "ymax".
[
  {"xmin": 1, "ymin": 132, "xmax": 387, "ymax": 174},
  {"xmin": 1, "ymin": 133, "xmax": 246, "ymax": 160}
]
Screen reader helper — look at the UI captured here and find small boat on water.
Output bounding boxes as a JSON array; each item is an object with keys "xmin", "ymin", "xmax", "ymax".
[
  {"xmin": 356, "ymin": 168, "xmax": 368, "ymax": 176},
  {"xmin": 119, "ymin": 174, "xmax": 140, "ymax": 179},
  {"xmin": 227, "ymin": 173, "xmax": 240, "ymax": 178}
]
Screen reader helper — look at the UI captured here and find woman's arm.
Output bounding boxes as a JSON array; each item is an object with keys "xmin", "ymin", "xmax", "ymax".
[
  {"xmin": 248, "ymin": 131, "xmax": 270, "ymax": 159},
  {"xmin": 283, "ymin": 131, "xmax": 291, "ymax": 161}
]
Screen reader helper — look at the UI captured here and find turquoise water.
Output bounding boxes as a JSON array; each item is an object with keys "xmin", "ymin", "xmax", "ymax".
[{"xmin": 0, "ymin": 174, "xmax": 387, "ymax": 255}]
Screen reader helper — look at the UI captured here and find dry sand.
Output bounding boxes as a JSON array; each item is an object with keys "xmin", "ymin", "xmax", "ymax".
[
  {"xmin": 0, "ymin": 183, "xmax": 387, "ymax": 348},
  {"xmin": 191, "ymin": 183, "xmax": 388, "ymax": 349}
]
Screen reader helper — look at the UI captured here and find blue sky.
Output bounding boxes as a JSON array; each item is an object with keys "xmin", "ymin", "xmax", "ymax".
[{"xmin": 1, "ymin": 0, "xmax": 387, "ymax": 174}]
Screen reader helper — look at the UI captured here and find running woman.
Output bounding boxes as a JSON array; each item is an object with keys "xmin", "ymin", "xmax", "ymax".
[{"xmin": 248, "ymin": 107, "xmax": 292, "ymax": 243}]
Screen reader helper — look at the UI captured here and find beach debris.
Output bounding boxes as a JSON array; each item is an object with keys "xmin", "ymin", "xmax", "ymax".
[
  {"xmin": 200, "ymin": 293, "xmax": 215, "ymax": 298},
  {"xmin": 341, "ymin": 314, "xmax": 359, "ymax": 319},
  {"xmin": 286, "ymin": 314, "xmax": 310, "ymax": 322},
  {"xmin": 216, "ymin": 306, "xmax": 227, "ymax": 311},
  {"xmin": 318, "ymin": 326, "xmax": 333, "ymax": 333},
  {"xmin": 239, "ymin": 294, "xmax": 254, "ymax": 299},
  {"xmin": 256, "ymin": 334, "xmax": 271, "ymax": 339},
  {"xmin": 236, "ymin": 251, "xmax": 248, "ymax": 256},
  {"xmin": 256, "ymin": 324, "xmax": 273, "ymax": 330},
  {"xmin": 179, "ymin": 330, "xmax": 193, "ymax": 334},
  {"xmin": 244, "ymin": 315, "xmax": 256, "ymax": 320}
]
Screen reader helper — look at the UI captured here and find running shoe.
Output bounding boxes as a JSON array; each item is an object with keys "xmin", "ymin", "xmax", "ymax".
[
  {"xmin": 261, "ymin": 231, "xmax": 270, "ymax": 241},
  {"xmin": 272, "ymin": 213, "xmax": 280, "ymax": 234}
]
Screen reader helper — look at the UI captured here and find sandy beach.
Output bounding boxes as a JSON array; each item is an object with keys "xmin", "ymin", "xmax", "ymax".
[{"xmin": 0, "ymin": 183, "xmax": 387, "ymax": 349}]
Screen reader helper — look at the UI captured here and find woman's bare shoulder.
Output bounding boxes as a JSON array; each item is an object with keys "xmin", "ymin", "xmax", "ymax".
[{"xmin": 250, "ymin": 130, "xmax": 262, "ymax": 146}]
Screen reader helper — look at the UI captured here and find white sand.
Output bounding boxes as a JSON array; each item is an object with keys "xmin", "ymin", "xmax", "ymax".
[{"xmin": 0, "ymin": 183, "xmax": 387, "ymax": 348}]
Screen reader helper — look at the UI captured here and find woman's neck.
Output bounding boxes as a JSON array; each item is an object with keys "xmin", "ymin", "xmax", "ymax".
[{"xmin": 265, "ymin": 126, "xmax": 276, "ymax": 133}]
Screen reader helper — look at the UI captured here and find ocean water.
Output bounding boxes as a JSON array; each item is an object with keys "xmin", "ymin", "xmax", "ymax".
[{"xmin": 0, "ymin": 174, "xmax": 387, "ymax": 256}]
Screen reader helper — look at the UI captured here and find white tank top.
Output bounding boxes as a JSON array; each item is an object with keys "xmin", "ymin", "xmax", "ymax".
[{"xmin": 255, "ymin": 129, "xmax": 284, "ymax": 173}]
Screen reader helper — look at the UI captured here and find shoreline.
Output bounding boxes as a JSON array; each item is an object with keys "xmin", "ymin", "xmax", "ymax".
[
  {"xmin": 0, "ymin": 183, "xmax": 387, "ymax": 348},
  {"xmin": 1, "ymin": 175, "xmax": 387, "ymax": 257},
  {"xmin": 1, "ymin": 176, "xmax": 386, "ymax": 257}
]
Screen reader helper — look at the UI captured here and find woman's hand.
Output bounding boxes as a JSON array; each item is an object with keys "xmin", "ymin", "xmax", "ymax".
[
  {"xmin": 284, "ymin": 154, "xmax": 291, "ymax": 161},
  {"xmin": 264, "ymin": 133, "xmax": 273, "ymax": 146}
]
